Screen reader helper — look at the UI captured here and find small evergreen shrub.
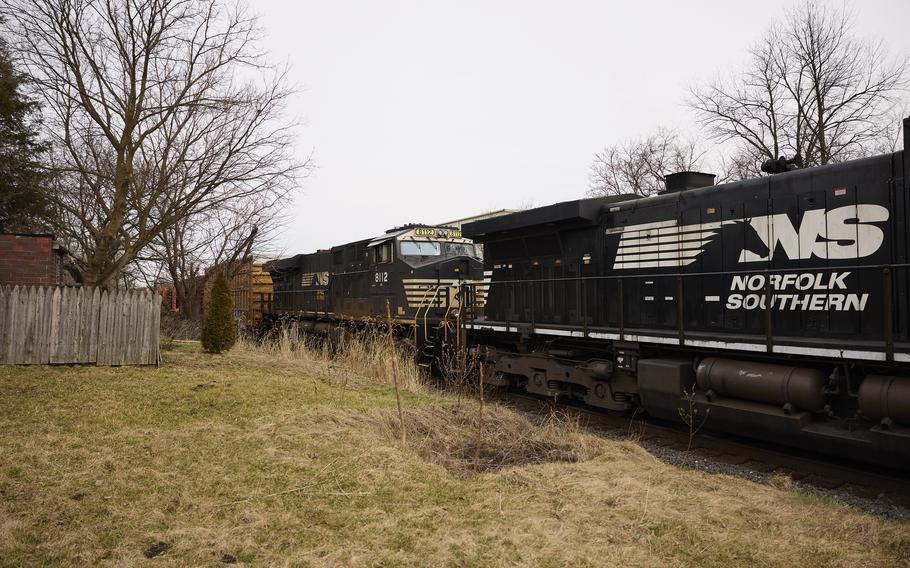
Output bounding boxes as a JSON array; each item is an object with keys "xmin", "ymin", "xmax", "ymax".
[{"xmin": 201, "ymin": 272, "xmax": 236, "ymax": 353}]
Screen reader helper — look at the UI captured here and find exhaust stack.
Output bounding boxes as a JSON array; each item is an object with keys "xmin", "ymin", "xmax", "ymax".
[{"xmin": 662, "ymin": 171, "xmax": 716, "ymax": 193}]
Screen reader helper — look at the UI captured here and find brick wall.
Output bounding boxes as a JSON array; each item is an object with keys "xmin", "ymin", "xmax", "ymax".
[{"xmin": 0, "ymin": 234, "xmax": 61, "ymax": 286}]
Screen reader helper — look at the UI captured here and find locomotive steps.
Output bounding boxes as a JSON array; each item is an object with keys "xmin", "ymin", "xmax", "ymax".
[{"xmin": 0, "ymin": 339, "xmax": 907, "ymax": 566}]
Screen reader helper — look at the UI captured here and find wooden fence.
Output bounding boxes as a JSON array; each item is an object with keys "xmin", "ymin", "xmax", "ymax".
[{"xmin": 0, "ymin": 286, "xmax": 160, "ymax": 366}]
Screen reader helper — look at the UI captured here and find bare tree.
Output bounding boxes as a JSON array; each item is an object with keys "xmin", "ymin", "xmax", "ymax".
[
  {"xmin": 780, "ymin": 1, "xmax": 906, "ymax": 165},
  {"xmin": 2, "ymin": 0, "xmax": 307, "ymax": 288},
  {"xmin": 689, "ymin": 32, "xmax": 795, "ymax": 171},
  {"xmin": 691, "ymin": 1, "xmax": 906, "ymax": 175},
  {"xmin": 144, "ymin": 191, "xmax": 285, "ymax": 317},
  {"xmin": 587, "ymin": 128, "xmax": 705, "ymax": 197}
]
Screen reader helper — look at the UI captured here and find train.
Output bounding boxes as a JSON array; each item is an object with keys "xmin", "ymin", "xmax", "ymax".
[
  {"xmin": 459, "ymin": 119, "xmax": 910, "ymax": 469},
  {"xmin": 262, "ymin": 224, "xmax": 486, "ymax": 364},
  {"xmin": 259, "ymin": 119, "xmax": 910, "ymax": 468}
]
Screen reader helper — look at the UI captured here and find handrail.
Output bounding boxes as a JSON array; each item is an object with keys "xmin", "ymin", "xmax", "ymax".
[
  {"xmin": 453, "ymin": 262, "xmax": 910, "ymax": 286},
  {"xmin": 452, "ymin": 284, "xmax": 464, "ymax": 350},
  {"xmin": 458, "ymin": 264, "xmax": 904, "ymax": 358},
  {"xmin": 442, "ymin": 284, "xmax": 458, "ymax": 344},
  {"xmin": 413, "ymin": 284, "xmax": 438, "ymax": 343},
  {"xmin": 423, "ymin": 286, "xmax": 442, "ymax": 342}
]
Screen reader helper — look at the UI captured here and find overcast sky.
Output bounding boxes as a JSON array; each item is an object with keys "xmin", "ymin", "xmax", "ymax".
[{"xmin": 253, "ymin": 0, "xmax": 910, "ymax": 254}]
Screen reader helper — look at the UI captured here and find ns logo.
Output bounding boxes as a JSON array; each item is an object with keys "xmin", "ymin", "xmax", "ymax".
[{"xmin": 738, "ymin": 204, "xmax": 889, "ymax": 263}]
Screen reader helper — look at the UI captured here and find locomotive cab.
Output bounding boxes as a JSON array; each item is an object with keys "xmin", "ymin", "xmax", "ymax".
[{"xmin": 367, "ymin": 225, "xmax": 483, "ymax": 323}]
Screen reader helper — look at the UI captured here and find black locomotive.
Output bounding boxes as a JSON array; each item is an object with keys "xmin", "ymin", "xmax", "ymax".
[
  {"xmin": 263, "ymin": 224, "xmax": 485, "ymax": 362},
  {"xmin": 461, "ymin": 119, "xmax": 910, "ymax": 468}
]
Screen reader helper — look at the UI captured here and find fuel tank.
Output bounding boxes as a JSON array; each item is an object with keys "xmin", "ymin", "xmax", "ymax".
[
  {"xmin": 858, "ymin": 375, "xmax": 910, "ymax": 425},
  {"xmin": 695, "ymin": 357, "xmax": 827, "ymax": 412}
]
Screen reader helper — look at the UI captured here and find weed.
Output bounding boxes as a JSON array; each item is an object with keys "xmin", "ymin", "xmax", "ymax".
[
  {"xmin": 769, "ymin": 473, "xmax": 794, "ymax": 491},
  {"xmin": 678, "ymin": 383, "xmax": 709, "ymax": 451}
]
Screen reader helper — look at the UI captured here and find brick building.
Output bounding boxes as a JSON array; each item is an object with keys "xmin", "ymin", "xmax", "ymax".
[{"xmin": 0, "ymin": 233, "xmax": 78, "ymax": 286}]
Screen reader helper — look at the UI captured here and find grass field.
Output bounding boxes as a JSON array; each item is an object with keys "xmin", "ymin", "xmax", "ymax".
[{"xmin": 1, "ymin": 341, "xmax": 908, "ymax": 567}]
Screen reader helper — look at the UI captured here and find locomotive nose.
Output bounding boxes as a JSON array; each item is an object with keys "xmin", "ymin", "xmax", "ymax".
[
  {"xmin": 454, "ymin": 258, "xmax": 469, "ymax": 280},
  {"xmin": 440, "ymin": 256, "xmax": 472, "ymax": 281}
]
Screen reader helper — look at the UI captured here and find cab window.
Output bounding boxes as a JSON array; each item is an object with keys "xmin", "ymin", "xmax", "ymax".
[
  {"xmin": 400, "ymin": 241, "xmax": 441, "ymax": 256},
  {"xmin": 443, "ymin": 242, "xmax": 477, "ymax": 258},
  {"xmin": 372, "ymin": 242, "xmax": 393, "ymax": 264}
]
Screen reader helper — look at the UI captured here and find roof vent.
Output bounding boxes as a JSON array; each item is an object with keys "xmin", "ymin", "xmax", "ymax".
[
  {"xmin": 386, "ymin": 223, "xmax": 427, "ymax": 233},
  {"xmin": 663, "ymin": 171, "xmax": 715, "ymax": 193}
]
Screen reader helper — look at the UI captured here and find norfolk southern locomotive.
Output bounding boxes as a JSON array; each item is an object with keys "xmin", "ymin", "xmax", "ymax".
[
  {"xmin": 461, "ymin": 119, "xmax": 910, "ymax": 468},
  {"xmin": 263, "ymin": 224, "xmax": 485, "ymax": 361}
]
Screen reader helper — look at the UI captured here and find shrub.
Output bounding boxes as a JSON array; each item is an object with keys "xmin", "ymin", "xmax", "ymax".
[
  {"xmin": 201, "ymin": 272, "xmax": 236, "ymax": 354},
  {"xmin": 160, "ymin": 314, "xmax": 202, "ymax": 350}
]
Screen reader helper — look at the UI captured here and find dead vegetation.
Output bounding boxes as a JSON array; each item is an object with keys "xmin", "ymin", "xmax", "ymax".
[
  {"xmin": 245, "ymin": 326, "xmax": 602, "ymax": 475},
  {"xmin": 372, "ymin": 403, "xmax": 599, "ymax": 475},
  {"xmin": 247, "ymin": 326, "xmax": 603, "ymax": 475},
  {"xmin": 1, "ymin": 338, "xmax": 909, "ymax": 566},
  {"xmin": 159, "ymin": 314, "xmax": 201, "ymax": 350},
  {"xmin": 438, "ymin": 346, "xmax": 482, "ymax": 406},
  {"xmin": 678, "ymin": 382, "xmax": 710, "ymax": 451},
  {"xmin": 244, "ymin": 324, "xmax": 426, "ymax": 393}
]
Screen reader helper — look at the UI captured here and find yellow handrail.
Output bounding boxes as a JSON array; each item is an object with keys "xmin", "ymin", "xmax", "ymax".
[
  {"xmin": 413, "ymin": 284, "xmax": 437, "ymax": 342},
  {"xmin": 454, "ymin": 284, "xmax": 465, "ymax": 351},
  {"xmin": 423, "ymin": 286, "xmax": 442, "ymax": 342},
  {"xmin": 442, "ymin": 285, "xmax": 457, "ymax": 344}
]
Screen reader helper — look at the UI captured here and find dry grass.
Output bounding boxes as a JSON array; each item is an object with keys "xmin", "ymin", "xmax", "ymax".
[
  {"xmin": 372, "ymin": 403, "xmax": 599, "ymax": 475},
  {"xmin": 0, "ymin": 340, "xmax": 908, "ymax": 567},
  {"xmin": 247, "ymin": 325, "xmax": 426, "ymax": 393}
]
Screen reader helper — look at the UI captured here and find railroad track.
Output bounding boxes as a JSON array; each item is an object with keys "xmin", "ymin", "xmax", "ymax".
[{"xmin": 496, "ymin": 390, "xmax": 910, "ymax": 509}]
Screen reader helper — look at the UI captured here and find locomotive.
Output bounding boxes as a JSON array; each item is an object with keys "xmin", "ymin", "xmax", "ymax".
[
  {"xmin": 263, "ymin": 224, "xmax": 486, "ymax": 362},
  {"xmin": 461, "ymin": 119, "xmax": 910, "ymax": 468}
]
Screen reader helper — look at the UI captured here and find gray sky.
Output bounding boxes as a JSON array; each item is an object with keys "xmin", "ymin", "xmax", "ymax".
[{"xmin": 254, "ymin": 0, "xmax": 910, "ymax": 254}]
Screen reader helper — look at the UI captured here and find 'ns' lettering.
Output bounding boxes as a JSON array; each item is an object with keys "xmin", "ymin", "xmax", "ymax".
[{"xmin": 738, "ymin": 204, "xmax": 889, "ymax": 263}]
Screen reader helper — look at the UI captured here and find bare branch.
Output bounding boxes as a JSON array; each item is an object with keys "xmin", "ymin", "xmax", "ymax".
[
  {"xmin": 587, "ymin": 128, "xmax": 705, "ymax": 198},
  {"xmin": 2, "ymin": 0, "xmax": 310, "ymax": 288},
  {"xmin": 689, "ymin": 0, "xmax": 907, "ymax": 176}
]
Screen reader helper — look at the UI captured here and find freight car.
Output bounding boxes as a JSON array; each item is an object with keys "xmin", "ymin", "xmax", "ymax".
[
  {"xmin": 460, "ymin": 119, "xmax": 910, "ymax": 468},
  {"xmin": 203, "ymin": 260, "xmax": 273, "ymax": 328},
  {"xmin": 263, "ymin": 224, "xmax": 485, "ymax": 362}
]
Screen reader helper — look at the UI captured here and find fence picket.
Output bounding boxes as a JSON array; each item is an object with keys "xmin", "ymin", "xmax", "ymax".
[
  {"xmin": 71, "ymin": 287, "xmax": 82, "ymax": 362},
  {"xmin": 0, "ymin": 287, "xmax": 8, "ymax": 364},
  {"xmin": 69, "ymin": 287, "xmax": 80, "ymax": 362},
  {"xmin": 53, "ymin": 287, "xmax": 65, "ymax": 364},
  {"xmin": 0, "ymin": 287, "xmax": 10, "ymax": 364},
  {"xmin": 22, "ymin": 288, "xmax": 41, "ymax": 364},
  {"xmin": 0, "ymin": 287, "xmax": 11, "ymax": 364},
  {"xmin": 86, "ymin": 288, "xmax": 100, "ymax": 363},
  {"xmin": 33, "ymin": 287, "xmax": 44, "ymax": 364},
  {"xmin": 118, "ymin": 290, "xmax": 128, "ymax": 366},
  {"xmin": 15, "ymin": 286, "xmax": 28, "ymax": 363},
  {"xmin": 129, "ymin": 292, "xmax": 139, "ymax": 365},
  {"xmin": 150, "ymin": 293, "xmax": 161, "ymax": 365},
  {"xmin": 137, "ymin": 291, "xmax": 148, "ymax": 365},
  {"xmin": 97, "ymin": 289, "xmax": 110, "ymax": 366},
  {"xmin": 151, "ymin": 292, "xmax": 160, "ymax": 365},
  {"xmin": 106, "ymin": 289, "xmax": 118, "ymax": 366},
  {"xmin": 34, "ymin": 287, "xmax": 47, "ymax": 364},
  {"xmin": 5, "ymin": 287, "xmax": 16, "ymax": 363},
  {"xmin": 51, "ymin": 287, "xmax": 67, "ymax": 364},
  {"xmin": 48, "ymin": 287, "xmax": 60, "ymax": 363}
]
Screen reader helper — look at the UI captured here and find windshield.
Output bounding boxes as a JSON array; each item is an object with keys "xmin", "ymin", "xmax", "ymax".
[
  {"xmin": 399, "ymin": 240, "xmax": 478, "ymax": 259},
  {"xmin": 444, "ymin": 242, "xmax": 477, "ymax": 258},
  {"xmin": 399, "ymin": 241, "xmax": 441, "ymax": 256}
]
